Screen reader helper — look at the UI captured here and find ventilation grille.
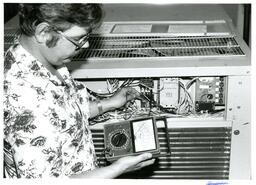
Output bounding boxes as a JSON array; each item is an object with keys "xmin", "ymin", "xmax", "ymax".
[
  {"xmin": 74, "ymin": 35, "xmax": 244, "ymax": 59},
  {"xmin": 4, "ymin": 29, "xmax": 244, "ymax": 58},
  {"xmin": 4, "ymin": 29, "xmax": 19, "ymax": 52},
  {"xmin": 91, "ymin": 126, "xmax": 231, "ymax": 179}
]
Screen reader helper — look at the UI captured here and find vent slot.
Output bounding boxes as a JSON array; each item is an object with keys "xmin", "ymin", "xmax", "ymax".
[{"xmin": 91, "ymin": 127, "xmax": 231, "ymax": 179}]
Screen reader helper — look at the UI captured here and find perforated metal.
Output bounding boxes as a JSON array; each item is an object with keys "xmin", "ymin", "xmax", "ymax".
[{"xmin": 92, "ymin": 126, "xmax": 231, "ymax": 179}]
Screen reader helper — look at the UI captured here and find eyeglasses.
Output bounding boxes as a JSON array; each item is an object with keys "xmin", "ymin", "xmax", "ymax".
[{"xmin": 56, "ymin": 30, "xmax": 90, "ymax": 51}]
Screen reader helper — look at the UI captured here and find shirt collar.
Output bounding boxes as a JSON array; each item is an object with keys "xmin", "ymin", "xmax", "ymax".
[{"xmin": 12, "ymin": 40, "xmax": 73, "ymax": 86}]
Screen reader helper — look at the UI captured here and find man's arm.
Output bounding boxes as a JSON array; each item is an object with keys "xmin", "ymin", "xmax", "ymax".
[{"xmin": 89, "ymin": 87, "xmax": 140, "ymax": 118}]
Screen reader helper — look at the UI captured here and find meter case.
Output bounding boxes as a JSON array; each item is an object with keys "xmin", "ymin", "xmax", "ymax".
[{"xmin": 103, "ymin": 117, "xmax": 160, "ymax": 162}]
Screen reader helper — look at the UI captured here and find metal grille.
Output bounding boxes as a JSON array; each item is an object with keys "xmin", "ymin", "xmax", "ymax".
[
  {"xmin": 4, "ymin": 29, "xmax": 244, "ymax": 58},
  {"xmin": 91, "ymin": 126, "xmax": 231, "ymax": 179},
  {"xmin": 74, "ymin": 36, "xmax": 244, "ymax": 59},
  {"xmin": 4, "ymin": 29, "xmax": 19, "ymax": 52}
]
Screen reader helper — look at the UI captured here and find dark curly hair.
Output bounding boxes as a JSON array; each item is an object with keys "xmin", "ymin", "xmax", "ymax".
[{"xmin": 19, "ymin": 3, "xmax": 103, "ymax": 36}]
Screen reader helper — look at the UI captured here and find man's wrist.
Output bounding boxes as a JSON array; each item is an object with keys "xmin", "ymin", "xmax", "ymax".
[
  {"xmin": 109, "ymin": 161, "xmax": 126, "ymax": 176},
  {"xmin": 95, "ymin": 98, "xmax": 118, "ymax": 116}
]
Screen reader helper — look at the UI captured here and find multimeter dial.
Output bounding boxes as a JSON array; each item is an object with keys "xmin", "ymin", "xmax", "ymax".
[{"xmin": 109, "ymin": 129, "xmax": 129, "ymax": 149}]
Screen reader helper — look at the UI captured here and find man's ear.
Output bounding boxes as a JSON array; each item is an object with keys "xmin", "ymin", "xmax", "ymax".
[{"xmin": 34, "ymin": 22, "xmax": 53, "ymax": 43}]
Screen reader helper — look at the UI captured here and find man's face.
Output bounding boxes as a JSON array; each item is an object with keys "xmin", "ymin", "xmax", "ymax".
[{"xmin": 41, "ymin": 25, "xmax": 90, "ymax": 66}]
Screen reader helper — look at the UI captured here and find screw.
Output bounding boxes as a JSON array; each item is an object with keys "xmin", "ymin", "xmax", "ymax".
[{"xmin": 234, "ymin": 130, "xmax": 240, "ymax": 135}]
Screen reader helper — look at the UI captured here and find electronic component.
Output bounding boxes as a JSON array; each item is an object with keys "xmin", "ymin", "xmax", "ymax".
[
  {"xmin": 103, "ymin": 117, "xmax": 160, "ymax": 162},
  {"xmin": 159, "ymin": 78, "xmax": 179, "ymax": 108},
  {"xmin": 139, "ymin": 78, "xmax": 154, "ymax": 109},
  {"xmin": 195, "ymin": 102, "xmax": 215, "ymax": 112},
  {"xmin": 194, "ymin": 77, "xmax": 225, "ymax": 112},
  {"xmin": 87, "ymin": 76, "xmax": 227, "ymax": 123}
]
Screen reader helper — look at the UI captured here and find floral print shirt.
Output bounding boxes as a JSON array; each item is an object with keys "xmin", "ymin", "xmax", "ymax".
[{"xmin": 4, "ymin": 43, "xmax": 98, "ymax": 178}]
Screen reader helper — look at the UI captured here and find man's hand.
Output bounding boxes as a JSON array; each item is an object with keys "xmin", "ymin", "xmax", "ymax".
[
  {"xmin": 71, "ymin": 153, "xmax": 155, "ymax": 178},
  {"xmin": 110, "ymin": 87, "xmax": 141, "ymax": 109},
  {"xmin": 89, "ymin": 87, "xmax": 142, "ymax": 118},
  {"xmin": 112, "ymin": 153, "xmax": 156, "ymax": 174}
]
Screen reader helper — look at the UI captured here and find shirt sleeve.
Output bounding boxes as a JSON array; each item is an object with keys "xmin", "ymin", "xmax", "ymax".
[{"xmin": 75, "ymin": 81, "xmax": 91, "ymax": 119}]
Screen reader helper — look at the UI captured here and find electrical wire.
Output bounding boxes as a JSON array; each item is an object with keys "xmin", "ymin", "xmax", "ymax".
[
  {"xmin": 89, "ymin": 77, "xmax": 221, "ymax": 124},
  {"xmin": 177, "ymin": 80, "xmax": 194, "ymax": 115},
  {"xmin": 185, "ymin": 77, "xmax": 199, "ymax": 89}
]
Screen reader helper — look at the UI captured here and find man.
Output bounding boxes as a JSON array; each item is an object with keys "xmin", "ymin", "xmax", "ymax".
[{"xmin": 4, "ymin": 3, "xmax": 155, "ymax": 178}]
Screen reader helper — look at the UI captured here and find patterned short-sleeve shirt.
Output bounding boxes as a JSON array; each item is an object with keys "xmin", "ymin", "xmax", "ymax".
[{"xmin": 4, "ymin": 43, "xmax": 98, "ymax": 178}]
